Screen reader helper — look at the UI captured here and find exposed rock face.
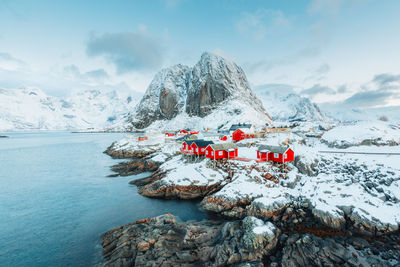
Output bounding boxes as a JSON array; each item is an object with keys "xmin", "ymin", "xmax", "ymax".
[
  {"xmin": 280, "ymin": 234, "xmax": 400, "ymax": 267},
  {"xmin": 131, "ymin": 169, "xmax": 225, "ymax": 199},
  {"xmin": 130, "ymin": 52, "xmax": 269, "ymax": 129},
  {"xmin": 132, "ymin": 64, "xmax": 190, "ymax": 128},
  {"xmin": 104, "ymin": 143, "xmax": 155, "ymax": 159},
  {"xmin": 110, "ymin": 159, "xmax": 160, "ymax": 177},
  {"xmin": 186, "ymin": 52, "xmax": 264, "ymax": 117},
  {"xmin": 101, "ymin": 214, "xmax": 280, "ymax": 267}
]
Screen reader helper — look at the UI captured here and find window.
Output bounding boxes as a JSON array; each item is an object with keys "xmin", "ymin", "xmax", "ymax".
[
  {"xmin": 274, "ymin": 153, "xmax": 279, "ymax": 158},
  {"xmin": 201, "ymin": 148, "xmax": 204, "ymax": 152},
  {"xmin": 206, "ymin": 151, "xmax": 208, "ymax": 155},
  {"xmin": 219, "ymin": 151, "xmax": 223, "ymax": 156},
  {"xmin": 211, "ymin": 151, "xmax": 214, "ymax": 156},
  {"xmin": 284, "ymin": 154, "xmax": 287, "ymax": 159}
]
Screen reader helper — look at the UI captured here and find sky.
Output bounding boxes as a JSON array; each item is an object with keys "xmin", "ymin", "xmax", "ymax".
[{"xmin": 0, "ymin": 0, "xmax": 400, "ymax": 109}]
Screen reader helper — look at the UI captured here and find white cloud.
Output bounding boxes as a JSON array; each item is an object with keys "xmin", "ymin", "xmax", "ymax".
[
  {"xmin": 236, "ymin": 9, "xmax": 290, "ymax": 40},
  {"xmin": 86, "ymin": 28, "xmax": 165, "ymax": 74}
]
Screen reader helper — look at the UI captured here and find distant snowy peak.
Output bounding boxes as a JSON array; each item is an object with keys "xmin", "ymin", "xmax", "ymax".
[
  {"xmin": 0, "ymin": 87, "xmax": 140, "ymax": 131},
  {"xmin": 254, "ymin": 84, "xmax": 331, "ymax": 123},
  {"xmin": 130, "ymin": 52, "xmax": 270, "ymax": 130}
]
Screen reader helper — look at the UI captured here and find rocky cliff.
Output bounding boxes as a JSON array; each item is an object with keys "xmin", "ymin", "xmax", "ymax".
[{"xmin": 130, "ymin": 52, "xmax": 270, "ymax": 130}]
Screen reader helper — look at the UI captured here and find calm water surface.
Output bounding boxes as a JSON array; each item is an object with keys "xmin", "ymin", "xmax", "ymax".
[{"xmin": 0, "ymin": 132, "xmax": 213, "ymax": 266}]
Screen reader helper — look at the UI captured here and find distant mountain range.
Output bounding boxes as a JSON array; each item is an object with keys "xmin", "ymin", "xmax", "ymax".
[
  {"xmin": 0, "ymin": 87, "xmax": 139, "ymax": 131},
  {"xmin": 3, "ymin": 52, "xmax": 396, "ymax": 132}
]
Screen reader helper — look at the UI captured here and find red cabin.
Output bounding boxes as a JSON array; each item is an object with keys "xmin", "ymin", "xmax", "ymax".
[
  {"xmin": 205, "ymin": 143, "xmax": 238, "ymax": 159},
  {"xmin": 257, "ymin": 145, "xmax": 294, "ymax": 163},
  {"xmin": 138, "ymin": 136, "xmax": 148, "ymax": 141},
  {"xmin": 232, "ymin": 128, "xmax": 256, "ymax": 142},
  {"xmin": 219, "ymin": 135, "xmax": 228, "ymax": 141},
  {"xmin": 191, "ymin": 140, "xmax": 214, "ymax": 155},
  {"xmin": 178, "ymin": 129, "xmax": 189, "ymax": 136},
  {"xmin": 180, "ymin": 140, "xmax": 195, "ymax": 154},
  {"xmin": 165, "ymin": 132, "xmax": 176, "ymax": 137},
  {"xmin": 190, "ymin": 131, "xmax": 199, "ymax": 135}
]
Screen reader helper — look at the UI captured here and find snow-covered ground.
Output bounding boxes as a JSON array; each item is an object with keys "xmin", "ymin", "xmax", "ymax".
[
  {"xmin": 321, "ymin": 120, "xmax": 400, "ymax": 147},
  {"xmin": 109, "ymin": 117, "xmax": 400, "ymax": 233}
]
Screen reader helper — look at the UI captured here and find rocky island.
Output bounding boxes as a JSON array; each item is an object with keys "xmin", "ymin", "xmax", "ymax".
[{"xmin": 101, "ymin": 53, "xmax": 400, "ymax": 266}]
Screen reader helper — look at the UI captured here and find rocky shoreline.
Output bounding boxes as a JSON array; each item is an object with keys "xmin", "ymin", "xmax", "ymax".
[
  {"xmin": 103, "ymin": 145, "xmax": 400, "ymax": 266},
  {"xmin": 102, "ymin": 214, "xmax": 400, "ymax": 267}
]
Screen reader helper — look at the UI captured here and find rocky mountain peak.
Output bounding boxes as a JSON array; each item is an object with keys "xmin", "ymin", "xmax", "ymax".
[{"xmin": 131, "ymin": 52, "xmax": 268, "ymax": 129}]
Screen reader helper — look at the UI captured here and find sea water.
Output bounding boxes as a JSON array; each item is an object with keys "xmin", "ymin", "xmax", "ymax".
[{"xmin": 0, "ymin": 132, "xmax": 212, "ymax": 266}]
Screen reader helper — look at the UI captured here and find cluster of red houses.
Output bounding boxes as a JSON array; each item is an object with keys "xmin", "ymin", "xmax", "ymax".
[
  {"xmin": 180, "ymin": 140, "xmax": 239, "ymax": 159},
  {"xmin": 180, "ymin": 139, "xmax": 294, "ymax": 163},
  {"xmin": 165, "ymin": 129, "xmax": 199, "ymax": 137}
]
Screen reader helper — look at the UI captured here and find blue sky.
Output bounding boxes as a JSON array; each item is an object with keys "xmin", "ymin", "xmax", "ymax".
[{"xmin": 0, "ymin": 0, "xmax": 400, "ymax": 108}]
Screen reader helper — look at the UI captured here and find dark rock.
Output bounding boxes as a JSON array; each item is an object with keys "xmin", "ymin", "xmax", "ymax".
[{"xmin": 101, "ymin": 214, "xmax": 280, "ymax": 267}]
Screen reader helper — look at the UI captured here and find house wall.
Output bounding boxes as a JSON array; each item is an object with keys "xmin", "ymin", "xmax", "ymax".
[
  {"xmin": 284, "ymin": 149, "xmax": 294, "ymax": 162},
  {"xmin": 232, "ymin": 129, "xmax": 244, "ymax": 141}
]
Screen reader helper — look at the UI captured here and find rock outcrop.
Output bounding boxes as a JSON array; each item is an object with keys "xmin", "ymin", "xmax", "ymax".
[
  {"xmin": 101, "ymin": 214, "xmax": 280, "ymax": 267},
  {"xmin": 131, "ymin": 169, "xmax": 225, "ymax": 199},
  {"xmin": 129, "ymin": 52, "xmax": 270, "ymax": 130},
  {"xmin": 186, "ymin": 52, "xmax": 264, "ymax": 117},
  {"xmin": 132, "ymin": 64, "xmax": 190, "ymax": 129}
]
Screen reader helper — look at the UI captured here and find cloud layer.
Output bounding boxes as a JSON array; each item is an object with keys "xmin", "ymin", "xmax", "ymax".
[{"xmin": 86, "ymin": 31, "xmax": 164, "ymax": 74}]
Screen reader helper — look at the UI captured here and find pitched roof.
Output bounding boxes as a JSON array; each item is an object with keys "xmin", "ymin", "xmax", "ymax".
[
  {"xmin": 208, "ymin": 143, "xmax": 238, "ymax": 151},
  {"xmin": 183, "ymin": 140, "xmax": 196, "ymax": 146},
  {"xmin": 258, "ymin": 145, "xmax": 290, "ymax": 154},
  {"xmin": 176, "ymin": 134, "xmax": 198, "ymax": 141},
  {"xmin": 191, "ymin": 139, "xmax": 214, "ymax": 147},
  {"xmin": 229, "ymin": 123, "xmax": 252, "ymax": 131}
]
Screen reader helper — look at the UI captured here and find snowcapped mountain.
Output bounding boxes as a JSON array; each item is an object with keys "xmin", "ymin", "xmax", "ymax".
[
  {"xmin": 127, "ymin": 52, "xmax": 271, "ymax": 131},
  {"xmin": 0, "ymin": 87, "xmax": 140, "ymax": 131},
  {"xmin": 253, "ymin": 84, "xmax": 330, "ymax": 123}
]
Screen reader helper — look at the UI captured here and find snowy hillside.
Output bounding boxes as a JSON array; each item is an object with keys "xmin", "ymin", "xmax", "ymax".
[
  {"xmin": 321, "ymin": 120, "xmax": 400, "ymax": 148},
  {"xmin": 0, "ymin": 87, "xmax": 139, "ymax": 131},
  {"xmin": 324, "ymin": 105, "xmax": 400, "ymax": 123},
  {"xmin": 127, "ymin": 52, "xmax": 271, "ymax": 131}
]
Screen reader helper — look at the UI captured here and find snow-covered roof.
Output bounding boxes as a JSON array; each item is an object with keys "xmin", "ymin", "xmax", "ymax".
[
  {"xmin": 176, "ymin": 134, "xmax": 198, "ymax": 141},
  {"xmin": 258, "ymin": 145, "xmax": 290, "ymax": 154},
  {"xmin": 208, "ymin": 143, "xmax": 238, "ymax": 151},
  {"xmin": 229, "ymin": 123, "xmax": 252, "ymax": 131}
]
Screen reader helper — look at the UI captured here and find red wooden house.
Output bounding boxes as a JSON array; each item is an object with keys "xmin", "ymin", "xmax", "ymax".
[
  {"xmin": 165, "ymin": 132, "xmax": 176, "ymax": 137},
  {"xmin": 191, "ymin": 140, "xmax": 214, "ymax": 155},
  {"xmin": 205, "ymin": 143, "xmax": 238, "ymax": 160},
  {"xmin": 190, "ymin": 131, "xmax": 199, "ymax": 135},
  {"xmin": 257, "ymin": 145, "xmax": 294, "ymax": 163},
  {"xmin": 232, "ymin": 128, "xmax": 256, "ymax": 142},
  {"xmin": 219, "ymin": 135, "xmax": 228, "ymax": 141},
  {"xmin": 178, "ymin": 129, "xmax": 189, "ymax": 136},
  {"xmin": 180, "ymin": 140, "xmax": 196, "ymax": 154},
  {"xmin": 138, "ymin": 136, "xmax": 148, "ymax": 141}
]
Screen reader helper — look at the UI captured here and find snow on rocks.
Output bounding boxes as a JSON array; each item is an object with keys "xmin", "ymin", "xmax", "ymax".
[
  {"xmin": 104, "ymin": 133, "xmax": 180, "ymax": 159},
  {"xmin": 135, "ymin": 155, "xmax": 229, "ymax": 199}
]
